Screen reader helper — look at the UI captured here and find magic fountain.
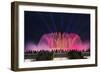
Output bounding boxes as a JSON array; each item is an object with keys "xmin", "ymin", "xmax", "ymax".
[{"xmin": 25, "ymin": 32, "xmax": 90, "ymax": 52}]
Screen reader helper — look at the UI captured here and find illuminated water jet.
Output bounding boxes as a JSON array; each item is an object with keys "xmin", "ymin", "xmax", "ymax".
[{"xmin": 25, "ymin": 32, "xmax": 90, "ymax": 52}]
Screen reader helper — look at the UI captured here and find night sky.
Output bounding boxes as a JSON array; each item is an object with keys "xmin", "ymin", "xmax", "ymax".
[{"xmin": 24, "ymin": 11, "xmax": 90, "ymax": 44}]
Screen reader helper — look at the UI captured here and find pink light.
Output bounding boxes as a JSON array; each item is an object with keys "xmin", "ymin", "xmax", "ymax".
[{"xmin": 25, "ymin": 32, "xmax": 90, "ymax": 52}]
